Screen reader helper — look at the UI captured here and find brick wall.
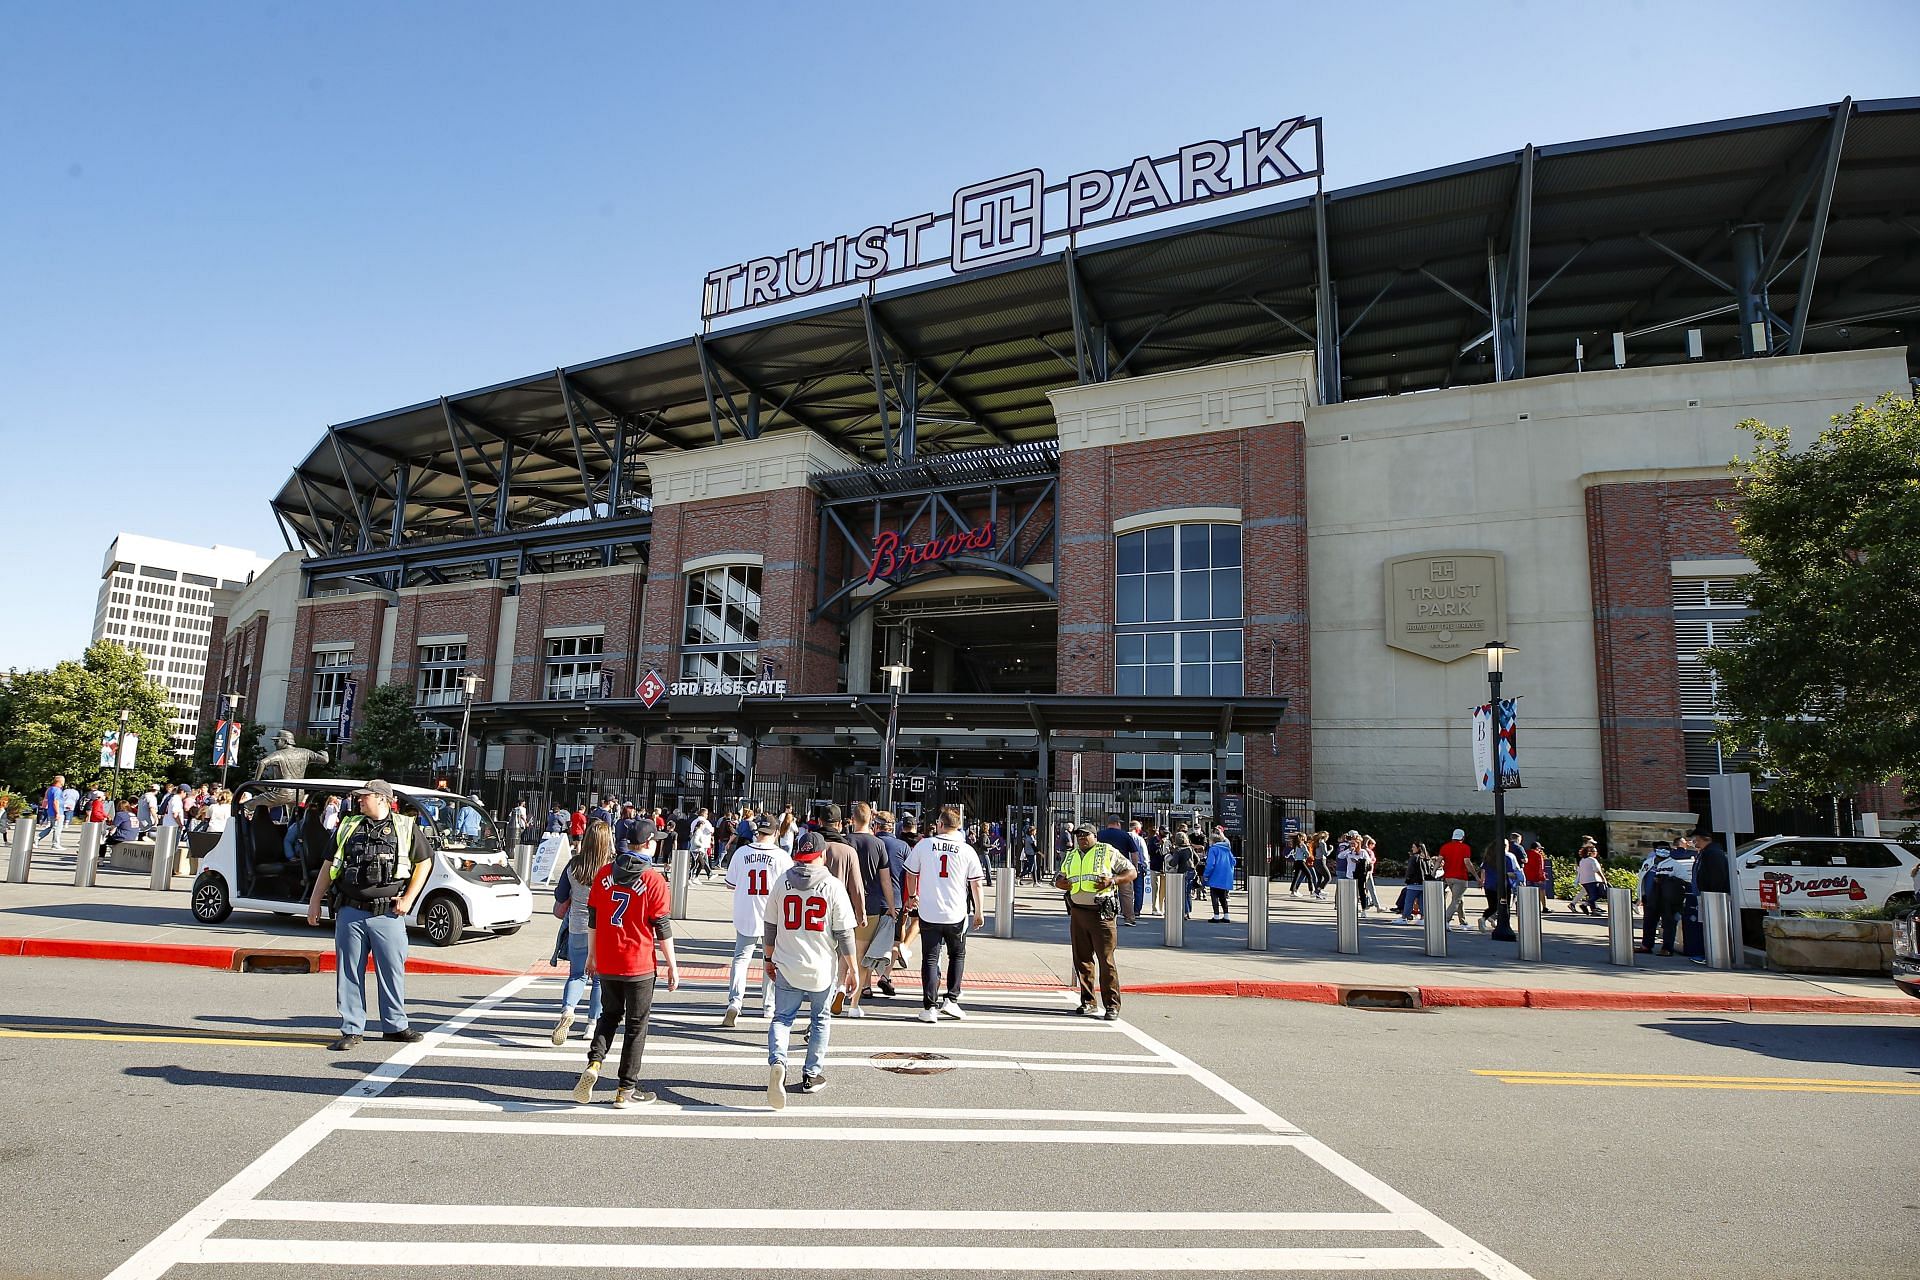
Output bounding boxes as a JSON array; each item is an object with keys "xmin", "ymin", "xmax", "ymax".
[
  {"xmin": 390, "ymin": 584, "xmax": 504, "ymax": 699},
  {"xmin": 285, "ymin": 596, "xmax": 389, "ymax": 733},
  {"xmin": 510, "ymin": 567, "xmax": 644, "ymax": 772},
  {"xmin": 1056, "ymin": 419, "xmax": 1311, "ymax": 797},
  {"xmin": 1585, "ymin": 478, "xmax": 1741, "ymax": 814}
]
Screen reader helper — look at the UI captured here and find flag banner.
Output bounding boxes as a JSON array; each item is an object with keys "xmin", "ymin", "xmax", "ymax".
[
  {"xmin": 213, "ymin": 720, "xmax": 230, "ymax": 768},
  {"xmin": 117, "ymin": 732, "xmax": 139, "ymax": 770},
  {"xmin": 100, "ymin": 730, "xmax": 120, "ymax": 769},
  {"xmin": 1495, "ymin": 698, "xmax": 1520, "ymax": 789},
  {"xmin": 1471, "ymin": 703, "xmax": 1494, "ymax": 791},
  {"xmin": 339, "ymin": 679, "xmax": 359, "ymax": 736}
]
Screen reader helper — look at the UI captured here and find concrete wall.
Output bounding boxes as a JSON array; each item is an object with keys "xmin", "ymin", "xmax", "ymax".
[{"xmin": 1303, "ymin": 346, "xmax": 1908, "ymax": 818}]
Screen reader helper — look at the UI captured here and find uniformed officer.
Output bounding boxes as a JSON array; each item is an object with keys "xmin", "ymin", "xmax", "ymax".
[
  {"xmin": 306, "ymin": 779, "xmax": 434, "ymax": 1051},
  {"xmin": 1054, "ymin": 822, "xmax": 1137, "ymax": 1020}
]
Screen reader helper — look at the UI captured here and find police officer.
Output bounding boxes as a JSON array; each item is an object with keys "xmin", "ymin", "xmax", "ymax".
[
  {"xmin": 306, "ymin": 779, "xmax": 434, "ymax": 1051},
  {"xmin": 1054, "ymin": 823, "xmax": 1136, "ymax": 1020}
]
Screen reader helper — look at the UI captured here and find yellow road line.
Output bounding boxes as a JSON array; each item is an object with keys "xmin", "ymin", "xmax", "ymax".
[
  {"xmin": 0, "ymin": 1027, "xmax": 327, "ymax": 1049},
  {"xmin": 1476, "ymin": 1068, "xmax": 1920, "ymax": 1095}
]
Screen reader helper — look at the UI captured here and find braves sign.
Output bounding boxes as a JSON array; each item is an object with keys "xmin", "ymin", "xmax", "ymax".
[
  {"xmin": 866, "ymin": 523, "xmax": 996, "ymax": 584},
  {"xmin": 1760, "ymin": 870, "xmax": 1868, "ymax": 902}
]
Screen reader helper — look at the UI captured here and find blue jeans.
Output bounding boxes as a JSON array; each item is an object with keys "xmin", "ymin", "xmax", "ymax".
[
  {"xmin": 334, "ymin": 904, "xmax": 410, "ymax": 1035},
  {"xmin": 560, "ymin": 930, "xmax": 601, "ymax": 1025},
  {"xmin": 1400, "ymin": 884, "xmax": 1424, "ymax": 921},
  {"xmin": 727, "ymin": 930, "xmax": 771, "ymax": 1011},
  {"xmin": 767, "ymin": 976, "xmax": 832, "ymax": 1078},
  {"xmin": 1131, "ymin": 867, "xmax": 1151, "ymax": 917},
  {"xmin": 38, "ymin": 814, "xmax": 63, "ymax": 849}
]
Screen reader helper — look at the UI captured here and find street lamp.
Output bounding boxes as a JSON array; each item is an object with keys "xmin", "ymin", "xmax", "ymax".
[
  {"xmin": 454, "ymin": 672, "xmax": 485, "ymax": 796},
  {"xmin": 878, "ymin": 659, "xmax": 913, "ymax": 816},
  {"xmin": 1475, "ymin": 641, "xmax": 1518, "ymax": 942}
]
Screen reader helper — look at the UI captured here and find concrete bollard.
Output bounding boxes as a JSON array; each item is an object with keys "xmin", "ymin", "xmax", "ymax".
[
  {"xmin": 149, "ymin": 825, "xmax": 181, "ymax": 892},
  {"xmin": 1162, "ymin": 886, "xmax": 1185, "ymax": 949},
  {"xmin": 8, "ymin": 816, "xmax": 32, "ymax": 884},
  {"xmin": 668, "ymin": 841, "xmax": 690, "ymax": 919},
  {"xmin": 73, "ymin": 821, "xmax": 104, "ymax": 888},
  {"xmin": 1607, "ymin": 885, "xmax": 1635, "ymax": 965},
  {"xmin": 1336, "ymin": 877, "xmax": 1359, "ymax": 954},
  {"xmin": 1247, "ymin": 875, "xmax": 1268, "ymax": 951},
  {"xmin": 993, "ymin": 859, "xmax": 1015, "ymax": 939},
  {"xmin": 1516, "ymin": 886, "xmax": 1543, "ymax": 960},
  {"xmin": 1423, "ymin": 879, "xmax": 1448, "ymax": 957},
  {"xmin": 1700, "ymin": 890, "xmax": 1732, "ymax": 970}
]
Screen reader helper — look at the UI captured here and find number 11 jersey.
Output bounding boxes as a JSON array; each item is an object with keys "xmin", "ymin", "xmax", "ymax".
[{"xmin": 726, "ymin": 840, "xmax": 793, "ymax": 937}]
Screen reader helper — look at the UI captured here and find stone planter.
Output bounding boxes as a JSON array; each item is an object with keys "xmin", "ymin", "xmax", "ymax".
[{"xmin": 1763, "ymin": 916, "xmax": 1893, "ymax": 975}]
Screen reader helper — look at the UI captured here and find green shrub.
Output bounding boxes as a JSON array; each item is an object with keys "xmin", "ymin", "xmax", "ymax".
[{"xmin": 1553, "ymin": 866, "xmax": 1641, "ymax": 902}]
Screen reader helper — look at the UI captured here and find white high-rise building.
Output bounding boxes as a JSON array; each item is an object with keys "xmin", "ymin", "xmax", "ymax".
[{"xmin": 95, "ymin": 534, "xmax": 271, "ymax": 755}]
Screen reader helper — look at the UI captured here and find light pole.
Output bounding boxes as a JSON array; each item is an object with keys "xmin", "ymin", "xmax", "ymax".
[
  {"xmin": 454, "ymin": 672, "xmax": 485, "ymax": 797},
  {"xmin": 1476, "ymin": 641, "xmax": 1518, "ymax": 942},
  {"xmin": 879, "ymin": 659, "xmax": 913, "ymax": 816},
  {"xmin": 218, "ymin": 693, "xmax": 246, "ymax": 789}
]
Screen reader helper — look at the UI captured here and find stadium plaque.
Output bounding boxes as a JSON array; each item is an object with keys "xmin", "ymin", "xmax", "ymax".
[{"xmin": 1383, "ymin": 551, "xmax": 1507, "ymax": 663}]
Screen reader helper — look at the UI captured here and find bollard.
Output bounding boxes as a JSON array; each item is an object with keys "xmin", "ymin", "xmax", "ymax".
[
  {"xmin": 993, "ymin": 858, "xmax": 1015, "ymax": 939},
  {"xmin": 1247, "ymin": 875, "xmax": 1268, "ymax": 951},
  {"xmin": 668, "ymin": 841, "xmax": 690, "ymax": 919},
  {"xmin": 1516, "ymin": 885, "xmax": 1542, "ymax": 961},
  {"xmin": 73, "ymin": 821, "xmax": 104, "ymax": 888},
  {"xmin": 1607, "ymin": 886, "xmax": 1635, "ymax": 965},
  {"xmin": 8, "ymin": 816, "xmax": 32, "ymax": 884},
  {"xmin": 1423, "ymin": 879, "xmax": 1448, "ymax": 957},
  {"xmin": 1162, "ymin": 886, "xmax": 1185, "ymax": 949},
  {"xmin": 513, "ymin": 841, "xmax": 533, "ymax": 885},
  {"xmin": 1700, "ymin": 890, "xmax": 1731, "ymax": 969},
  {"xmin": 1336, "ymin": 877, "xmax": 1359, "ymax": 954},
  {"xmin": 149, "ymin": 825, "xmax": 180, "ymax": 892}
]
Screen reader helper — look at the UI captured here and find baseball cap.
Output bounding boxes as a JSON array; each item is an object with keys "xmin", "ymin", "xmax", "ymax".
[
  {"xmin": 1071, "ymin": 822, "xmax": 1098, "ymax": 837},
  {"xmin": 622, "ymin": 817, "xmax": 659, "ymax": 848},
  {"xmin": 357, "ymin": 779, "xmax": 396, "ymax": 802},
  {"xmin": 752, "ymin": 814, "xmax": 777, "ymax": 835},
  {"xmin": 1452, "ymin": 828, "xmax": 1466, "ymax": 840},
  {"xmin": 819, "ymin": 802, "xmax": 842, "ymax": 825},
  {"xmin": 1526, "ymin": 839, "xmax": 1544, "ymax": 850},
  {"xmin": 793, "ymin": 830, "xmax": 827, "ymax": 860}
]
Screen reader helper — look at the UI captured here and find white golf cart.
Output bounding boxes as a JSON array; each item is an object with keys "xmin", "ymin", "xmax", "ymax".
[{"xmin": 187, "ymin": 778, "xmax": 533, "ymax": 946}]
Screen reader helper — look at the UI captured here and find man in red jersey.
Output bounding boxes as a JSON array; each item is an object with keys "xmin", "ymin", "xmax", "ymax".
[{"xmin": 573, "ymin": 819, "xmax": 679, "ymax": 1108}]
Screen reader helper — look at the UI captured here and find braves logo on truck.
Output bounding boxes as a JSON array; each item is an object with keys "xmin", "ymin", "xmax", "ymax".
[{"xmin": 1760, "ymin": 870, "xmax": 1868, "ymax": 901}]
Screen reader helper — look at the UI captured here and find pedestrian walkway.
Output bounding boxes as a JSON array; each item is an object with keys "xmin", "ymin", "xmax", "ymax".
[{"xmin": 105, "ymin": 976, "xmax": 1534, "ymax": 1279}]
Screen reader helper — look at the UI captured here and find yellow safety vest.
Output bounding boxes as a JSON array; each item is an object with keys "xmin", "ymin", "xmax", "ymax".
[
  {"xmin": 1061, "ymin": 843, "xmax": 1115, "ymax": 896},
  {"xmin": 328, "ymin": 812, "xmax": 417, "ymax": 881}
]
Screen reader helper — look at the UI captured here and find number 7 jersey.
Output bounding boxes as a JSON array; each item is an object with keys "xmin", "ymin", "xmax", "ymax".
[
  {"xmin": 726, "ymin": 840, "xmax": 793, "ymax": 937},
  {"xmin": 767, "ymin": 863, "xmax": 856, "ymax": 992}
]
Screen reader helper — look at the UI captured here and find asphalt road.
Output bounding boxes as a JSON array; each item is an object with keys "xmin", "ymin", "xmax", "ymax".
[{"xmin": 1, "ymin": 956, "xmax": 1913, "ymax": 1279}]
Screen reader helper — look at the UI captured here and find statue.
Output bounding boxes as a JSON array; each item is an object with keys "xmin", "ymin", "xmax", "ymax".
[{"xmin": 243, "ymin": 731, "xmax": 331, "ymax": 813}]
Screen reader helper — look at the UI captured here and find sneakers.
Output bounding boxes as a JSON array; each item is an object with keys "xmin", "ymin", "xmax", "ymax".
[
  {"xmin": 1102, "ymin": 1008, "xmax": 1120, "ymax": 1021},
  {"xmin": 573, "ymin": 1061, "xmax": 601, "ymax": 1105},
  {"xmin": 612, "ymin": 1087, "xmax": 655, "ymax": 1108},
  {"xmin": 916, "ymin": 1006, "xmax": 939, "ymax": 1023},
  {"xmin": 383, "ymin": 1028, "xmax": 424, "ymax": 1043},
  {"xmin": 1076, "ymin": 1003, "xmax": 1097, "ymax": 1017},
  {"xmin": 937, "ymin": 999, "xmax": 966, "ymax": 1021},
  {"xmin": 551, "ymin": 1011, "xmax": 575, "ymax": 1045},
  {"xmin": 768, "ymin": 1064, "xmax": 787, "ymax": 1110},
  {"xmin": 842, "ymin": 1005, "xmax": 866, "ymax": 1019},
  {"xmin": 719, "ymin": 1006, "xmax": 739, "ymax": 1029},
  {"xmin": 797, "ymin": 1073, "xmax": 829, "ymax": 1095},
  {"xmin": 327, "ymin": 1034, "xmax": 363, "ymax": 1052},
  {"xmin": 1477, "ymin": 917, "xmax": 1491, "ymax": 933},
  {"xmin": 830, "ymin": 990, "xmax": 847, "ymax": 1015}
]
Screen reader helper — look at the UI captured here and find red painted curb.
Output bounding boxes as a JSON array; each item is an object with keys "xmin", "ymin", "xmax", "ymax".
[
  {"xmin": 1746, "ymin": 994, "xmax": 1920, "ymax": 1016},
  {"xmin": 1122, "ymin": 980, "xmax": 1343, "ymax": 1003},
  {"xmin": 1525, "ymin": 989, "xmax": 1748, "ymax": 1012},
  {"xmin": 4, "ymin": 936, "xmax": 520, "ymax": 977},
  {"xmin": 1420, "ymin": 986, "xmax": 1529, "ymax": 1008}
]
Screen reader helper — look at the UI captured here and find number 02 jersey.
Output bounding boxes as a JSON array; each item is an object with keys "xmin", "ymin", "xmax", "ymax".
[{"xmin": 767, "ymin": 863, "xmax": 856, "ymax": 992}]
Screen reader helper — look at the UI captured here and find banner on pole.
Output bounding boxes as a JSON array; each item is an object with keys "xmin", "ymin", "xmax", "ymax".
[
  {"xmin": 100, "ymin": 730, "xmax": 120, "ymax": 769},
  {"xmin": 1495, "ymin": 698, "xmax": 1520, "ymax": 789},
  {"xmin": 213, "ymin": 720, "xmax": 242, "ymax": 768},
  {"xmin": 117, "ymin": 732, "xmax": 139, "ymax": 770},
  {"xmin": 1471, "ymin": 704, "xmax": 1494, "ymax": 791},
  {"xmin": 339, "ymin": 679, "xmax": 359, "ymax": 737}
]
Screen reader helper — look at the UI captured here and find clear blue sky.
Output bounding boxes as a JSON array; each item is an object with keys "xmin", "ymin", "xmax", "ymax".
[{"xmin": 1, "ymin": 1, "xmax": 1911, "ymax": 670}]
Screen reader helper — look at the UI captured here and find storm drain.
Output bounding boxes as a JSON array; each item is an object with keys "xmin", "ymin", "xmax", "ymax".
[
  {"xmin": 871, "ymin": 1051, "xmax": 954, "ymax": 1075},
  {"xmin": 234, "ymin": 950, "xmax": 321, "ymax": 975},
  {"xmin": 1338, "ymin": 985, "xmax": 1423, "ymax": 1011}
]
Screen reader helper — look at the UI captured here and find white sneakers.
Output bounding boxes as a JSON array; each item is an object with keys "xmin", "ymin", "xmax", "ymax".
[
  {"xmin": 768, "ymin": 1064, "xmax": 787, "ymax": 1110},
  {"xmin": 719, "ymin": 1006, "xmax": 739, "ymax": 1029},
  {"xmin": 916, "ymin": 1006, "xmax": 939, "ymax": 1023},
  {"xmin": 572, "ymin": 1060, "xmax": 600, "ymax": 1105},
  {"xmin": 842, "ymin": 1004, "xmax": 866, "ymax": 1018},
  {"xmin": 938, "ymin": 999, "xmax": 966, "ymax": 1021},
  {"xmin": 551, "ymin": 1011, "xmax": 575, "ymax": 1046}
]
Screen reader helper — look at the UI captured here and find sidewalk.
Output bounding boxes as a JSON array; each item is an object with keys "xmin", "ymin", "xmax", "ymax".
[{"xmin": 3, "ymin": 841, "xmax": 1916, "ymax": 1014}]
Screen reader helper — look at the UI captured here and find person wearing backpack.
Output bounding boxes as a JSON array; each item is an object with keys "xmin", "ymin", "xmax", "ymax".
[{"xmin": 305, "ymin": 780, "xmax": 434, "ymax": 1052}]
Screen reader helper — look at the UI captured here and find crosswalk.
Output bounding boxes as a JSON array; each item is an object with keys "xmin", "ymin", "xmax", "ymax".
[{"xmin": 106, "ymin": 976, "xmax": 1533, "ymax": 1278}]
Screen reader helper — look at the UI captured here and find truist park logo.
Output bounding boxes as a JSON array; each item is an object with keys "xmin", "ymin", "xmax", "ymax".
[{"xmin": 702, "ymin": 117, "xmax": 1323, "ymax": 321}]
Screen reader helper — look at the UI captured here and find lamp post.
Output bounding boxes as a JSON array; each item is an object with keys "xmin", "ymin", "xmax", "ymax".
[
  {"xmin": 454, "ymin": 672, "xmax": 485, "ymax": 796},
  {"xmin": 878, "ymin": 660, "xmax": 913, "ymax": 816},
  {"xmin": 1476, "ymin": 641, "xmax": 1518, "ymax": 942}
]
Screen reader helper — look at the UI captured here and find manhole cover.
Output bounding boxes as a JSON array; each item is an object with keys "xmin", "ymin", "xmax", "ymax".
[{"xmin": 871, "ymin": 1051, "xmax": 954, "ymax": 1075}]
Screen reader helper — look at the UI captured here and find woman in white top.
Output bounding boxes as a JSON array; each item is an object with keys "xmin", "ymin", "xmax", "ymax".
[
  {"xmin": 777, "ymin": 809, "xmax": 799, "ymax": 855},
  {"xmin": 1575, "ymin": 840, "xmax": 1607, "ymax": 915},
  {"xmin": 201, "ymin": 789, "xmax": 234, "ymax": 833}
]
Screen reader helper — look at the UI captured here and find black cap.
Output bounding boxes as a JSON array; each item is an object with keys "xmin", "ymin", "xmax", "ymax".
[
  {"xmin": 623, "ymin": 817, "xmax": 659, "ymax": 848},
  {"xmin": 820, "ymin": 802, "xmax": 842, "ymax": 825}
]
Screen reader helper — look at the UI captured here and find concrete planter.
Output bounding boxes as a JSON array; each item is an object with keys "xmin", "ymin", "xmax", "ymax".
[{"xmin": 1763, "ymin": 916, "xmax": 1894, "ymax": 975}]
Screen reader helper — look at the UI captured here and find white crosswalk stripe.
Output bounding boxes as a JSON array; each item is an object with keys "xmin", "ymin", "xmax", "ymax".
[{"xmin": 106, "ymin": 975, "xmax": 1536, "ymax": 1279}]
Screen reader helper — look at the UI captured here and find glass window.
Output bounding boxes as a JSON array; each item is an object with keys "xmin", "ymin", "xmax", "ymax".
[
  {"xmin": 681, "ymin": 564, "xmax": 761, "ymax": 682},
  {"xmin": 307, "ymin": 650, "xmax": 353, "ymax": 744},
  {"xmin": 544, "ymin": 634, "xmax": 604, "ymax": 701},
  {"xmin": 415, "ymin": 643, "xmax": 470, "ymax": 707}
]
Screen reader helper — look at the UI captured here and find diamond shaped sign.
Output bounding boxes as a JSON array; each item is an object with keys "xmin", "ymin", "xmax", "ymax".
[{"xmin": 635, "ymin": 669, "xmax": 666, "ymax": 709}]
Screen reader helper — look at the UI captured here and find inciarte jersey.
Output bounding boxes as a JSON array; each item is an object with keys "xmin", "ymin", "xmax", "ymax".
[
  {"xmin": 904, "ymin": 831, "xmax": 984, "ymax": 926},
  {"xmin": 726, "ymin": 839, "xmax": 793, "ymax": 937}
]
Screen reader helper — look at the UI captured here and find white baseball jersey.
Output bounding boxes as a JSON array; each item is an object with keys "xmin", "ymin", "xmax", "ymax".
[
  {"xmin": 904, "ymin": 832, "xmax": 984, "ymax": 925},
  {"xmin": 725, "ymin": 839, "xmax": 792, "ymax": 937},
  {"xmin": 766, "ymin": 862, "xmax": 856, "ymax": 992}
]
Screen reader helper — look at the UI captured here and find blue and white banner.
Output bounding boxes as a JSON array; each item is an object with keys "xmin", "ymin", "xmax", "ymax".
[
  {"xmin": 1472, "ymin": 699, "xmax": 1521, "ymax": 791},
  {"xmin": 1471, "ymin": 704, "xmax": 1494, "ymax": 791},
  {"xmin": 339, "ymin": 679, "xmax": 359, "ymax": 737},
  {"xmin": 1495, "ymin": 698, "xmax": 1520, "ymax": 789}
]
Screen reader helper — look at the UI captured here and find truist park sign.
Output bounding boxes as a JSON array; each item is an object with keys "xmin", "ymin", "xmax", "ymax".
[{"xmin": 702, "ymin": 117, "xmax": 1323, "ymax": 321}]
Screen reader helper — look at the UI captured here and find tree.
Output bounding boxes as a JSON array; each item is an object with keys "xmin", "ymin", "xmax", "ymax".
[
  {"xmin": 191, "ymin": 718, "xmax": 267, "ymax": 783},
  {"xmin": 1705, "ymin": 393, "xmax": 1920, "ymax": 803},
  {"xmin": 0, "ymin": 641, "xmax": 179, "ymax": 799},
  {"xmin": 349, "ymin": 682, "xmax": 436, "ymax": 778}
]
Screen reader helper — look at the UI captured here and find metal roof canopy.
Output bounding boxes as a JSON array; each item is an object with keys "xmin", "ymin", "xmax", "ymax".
[
  {"xmin": 462, "ymin": 692, "xmax": 1287, "ymax": 755},
  {"xmin": 277, "ymin": 98, "xmax": 1920, "ymax": 563}
]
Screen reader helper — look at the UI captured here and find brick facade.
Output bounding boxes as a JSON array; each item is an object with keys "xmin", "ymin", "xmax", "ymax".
[
  {"xmin": 285, "ymin": 595, "xmax": 389, "ymax": 733},
  {"xmin": 1056, "ymin": 419, "xmax": 1312, "ymax": 797},
  {"xmin": 390, "ymin": 583, "xmax": 505, "ymax": 700},
  {"xmin": 1585, "ymin": 477, "xmax": 1742, "ymax": 817}
]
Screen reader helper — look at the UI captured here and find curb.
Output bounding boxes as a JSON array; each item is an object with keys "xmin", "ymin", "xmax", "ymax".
[
  {"xmin": 0, "ymin": 936, "xmax": 519, "ymax": 978},
  {"xmin": 1123, "ymin": 978, "xmax": 1920, "ymax": 1016}
]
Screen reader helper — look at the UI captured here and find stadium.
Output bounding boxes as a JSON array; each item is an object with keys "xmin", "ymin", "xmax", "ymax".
[{"xmin": 209, "ymin": 96, "xmax": 1920, "ymax": 848}]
